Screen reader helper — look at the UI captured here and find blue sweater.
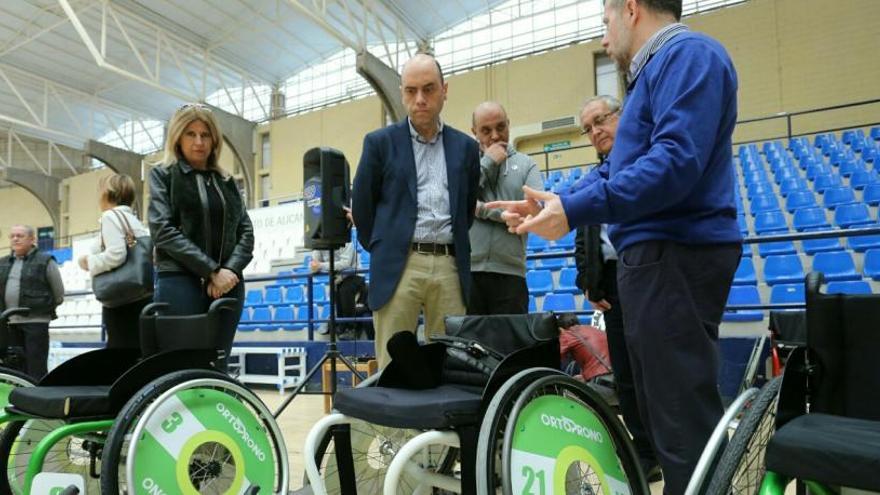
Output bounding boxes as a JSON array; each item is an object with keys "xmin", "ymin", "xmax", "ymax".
[{"xmin": 562, "ymin": 31, "xmax": 741, "ymax": 253}]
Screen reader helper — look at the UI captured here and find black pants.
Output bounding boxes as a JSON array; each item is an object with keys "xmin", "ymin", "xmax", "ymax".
[
  {"xmin": 103, "ymin": 297, "xmax": 152, "ymax": 349},
  {"xmin": 467, "ymin": 272, "xmax": 529, "ymax": 315},
  {"xmin": 600, "ymin": 260, "xmax": 657, "ymax": 467},
  {"xmin": 153, "ymin": 272, "xmax": 244, "ymax": 372},
  {"xmin": 8, "ymin": 322, "xmax": 49, "ymax": 380},
  {"xmin": 617, "ymin": 241, "xmax": 741, "ymax": 494}
]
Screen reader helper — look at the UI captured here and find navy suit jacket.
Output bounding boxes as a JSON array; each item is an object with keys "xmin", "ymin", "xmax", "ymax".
[{"xmin": 352, "ymin": 119, "xmax": 480, "ymax": 311}]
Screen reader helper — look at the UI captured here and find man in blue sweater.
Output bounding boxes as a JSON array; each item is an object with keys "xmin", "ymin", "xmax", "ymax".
[{"xmin": 488, "ymin": 1, "xmax": 742, "ymax": 491}]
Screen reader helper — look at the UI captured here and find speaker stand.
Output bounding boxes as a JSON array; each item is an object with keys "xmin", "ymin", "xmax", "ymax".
[{"xmin": 274, "ymin": 247, "xmax": 365, "ymax": 418}]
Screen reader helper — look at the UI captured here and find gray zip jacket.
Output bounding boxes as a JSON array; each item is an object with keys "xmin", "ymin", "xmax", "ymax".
[{"xmin": 469, "ymin": 146, "xmax": 543, "ymax": 278}]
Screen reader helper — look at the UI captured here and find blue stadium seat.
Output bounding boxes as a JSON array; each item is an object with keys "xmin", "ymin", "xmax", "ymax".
[
  {"xmin": 806, "ymin": 163, "xmax": 832, "ymax": 181},
  {"xmin": 785, "ymin": 190, "xmax": 816, "ymax": 212},
  {"xmin": 848, "ymin": 226, "xmax": 880, "ymax": 252},
  {"xmin": 528, "ymin": 295, "xmax": 537, "ymax": 313},
  {"xmin": 743, "ymin": 170, "xmax": 769, "ymax": 186},
  {"xmin": 526, "ymin": 270, "xmax": 554, "ymax": 296},
  {"xmin": 793, "ymin": 207, "xmax": 830, "ymax": 231},
  {"xmin": 294, "ymin": 255, "xmax": 312, "ymax": 274},
  {"xmin": 838, "ymin": 159, "xmax": 866, "ymax": 178},
  {"xmin": 864, "ymin": 183, "xmax": 880, "ymax": 206},
  {"xmin": 779, "ymin": 177, "xmax": 809, "ymax": 197},
  {"xmin": 849, "ymin": 169, "xmax": 879, "ymax": 190},
  {"xmin": 570, "ymin": 167, "xmax": 583, "ymax": 181},
  {"xmin": 811, "ymin": 251, "xmax": 860, "ymax": 281},
  {"xmin": 284, "ymin": 285, "xmax": 305, "ymax": 304},
  {"xmin": 813, "ymin": 173, "xmax": 842, "ymax": 193},
  {"xmin": 539, "ymin": 251, "xmax": 567, "ymax": 271},
  {"xmin": 750, "ymin": 193, "xmax": 781, "ymax": 215},
  {"xmin": 542, "ymin": 293, "xmax": 577, "ymax": 312},
  {"xmin": 238, "ymin": 308, "xmax": 256, "ymax": 332},
  {"xmin": 770, "ymin": 284, "xmax": 805, "ymax": 304},
  {"xmin": 746, "ymin": 181, "xmax": 774, "ymax": 200},
  {"xmin": 825, "ymin": 280, "xmax": 872, "ymax": 295},
  {"xmin": 822, "ymin": 186, "xmax": 856, "ymax": 209},
  {"xmin": 245, "ymin": 289, "xmax": 263, "ymax": 307},
  {"xmin": 757, "ymin": 238, "xmax": 797, "ymax": 258},
  {"xmin": 800, "ymin": 227, "xmax": 843, "ymax": 255},
  {"xmin": 556, "ymin": 268, "xmax": 580, "ymax": 294},
  {"xmin": 723, "ymin": 285, "xmax": 764, "ymax": 322},
  {"xmin": 763, "ymin": 254, "xmax": 805, "ymax": 285},
  {"xmin": 842, "ymin": 129, "xmax": 865, "ymax": 145},
  {"xmin": 733, "ymin": 258, "xmax": 757, "ymax": 285},
  {"xmin": 871, "ymin": 127, "xmax": 880, "ymax": 141},
  {"xmin": 251, "ymin": 307, "xmax": 273, "ymax": 331},
  {"xmin": 834, "ymin": 202, "xmax": 873, "ymax": 228},
  {"xmin": 263, "ymin": 287, "xmax": 282, "ymax": 306},
  {"xmin": 549, "ymin": 170, "xmax": 563, "ymax": 183},
  {"xmin": 273, "ymin": 305, "xmax": 297, "ymax": 331},
  {"xmin": 754, "ymin": 210, "xmax": 789, "ymax": 234},
  {"xmin": 554, "ymin": 231, "xmax": 576, "ymax": 250},
  {"xmin": 864, "ymin": 249, "xmax": 880, "ymax": 280},
  {"xmin": 526, "ymin": 259, "xmax": 538, "ymax": 270},
  {"xmin": 527, "ymin": 235, "xmax": 549, "ymax": 252},
  {"xmin": 310, "ymin": 284, "xmax": 327, "ymax": 303},
  {"xmin": 293, "ymin": 305, "xmax": 315, "ymax": 330},
  {"xmin": 774, "ymin": 166, "xmax": 798, "ymax": 185},
  {"xmin": 737, "ymin": 214, "xmax": 749, "ymax": 235},
  {"xmin": 742, "ymin": 243, "xmax": 753, "ymax": 257}
]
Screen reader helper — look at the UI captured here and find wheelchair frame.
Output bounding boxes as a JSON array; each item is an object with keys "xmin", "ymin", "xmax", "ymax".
[{"xmin": 0, "ymin": 299, "xmax": 290, "ymax": 494}]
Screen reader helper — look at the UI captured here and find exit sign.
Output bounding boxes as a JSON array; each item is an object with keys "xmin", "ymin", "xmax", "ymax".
[{"xmin": 543, "ymin": 140, "xmax": 571, "ymax": 152}]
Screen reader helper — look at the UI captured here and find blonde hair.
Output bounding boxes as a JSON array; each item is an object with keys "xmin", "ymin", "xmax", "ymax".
[
  {"xmin": 157, "ymin": 104, "xmax": 226, "ymax": 175},
  {"xmin": 98, "ymin": 173, "xmax": 136, "ymax": 207}
]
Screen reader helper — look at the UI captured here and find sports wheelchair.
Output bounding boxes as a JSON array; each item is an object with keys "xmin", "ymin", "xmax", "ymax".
[
  {"xmin": 0, "ymin": 298, "xmax": 288, "ymax": 494},
  {"xmin": 687, "ymin": 272, "xmax": 880, "ymax": 495},
  {"xmin": 303, "ymin": 312, "xmax": 651, "ymax": 495}
]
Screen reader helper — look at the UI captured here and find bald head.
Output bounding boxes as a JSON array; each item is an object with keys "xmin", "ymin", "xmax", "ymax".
[
  {"xmin": 471, "ymin": 101, "xmax": 510, "ymax": 152},
  {"xmin": 401, "ymin": 53, "xmax": 448, "ymax": 138},
  {"xmin": 401, "ymin": 53, "xmax": 444, "ymax": 84}
]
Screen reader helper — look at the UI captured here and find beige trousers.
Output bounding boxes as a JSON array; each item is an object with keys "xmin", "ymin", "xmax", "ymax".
[{"xmin": 373, "ymin": 251, "xmax": 466, "ymax": 367}]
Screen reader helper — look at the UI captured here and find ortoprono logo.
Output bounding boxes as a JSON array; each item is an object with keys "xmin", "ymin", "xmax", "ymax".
[
  {"xmin": 540, "ymin": 413, "xmax": 604, "ymax": 443},
  {"xmin": 216, "ymin": 402, "xmax": 267, "ymax": 462}
]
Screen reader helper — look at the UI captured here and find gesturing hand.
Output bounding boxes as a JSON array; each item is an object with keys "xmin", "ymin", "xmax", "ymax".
[{"xmin": 486, "ymin": 186, "xmax": 571, "ymax": 240}]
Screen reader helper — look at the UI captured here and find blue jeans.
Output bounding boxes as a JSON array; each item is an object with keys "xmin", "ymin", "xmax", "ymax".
[{"xmin": 153, "ymin": 272, "xmax": 244, "ymax": 371}]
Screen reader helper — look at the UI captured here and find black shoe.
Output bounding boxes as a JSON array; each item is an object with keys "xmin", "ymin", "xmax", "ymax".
[{"xmin": 640, "ymin": 459, "xmax": 662, "ymax": 483}]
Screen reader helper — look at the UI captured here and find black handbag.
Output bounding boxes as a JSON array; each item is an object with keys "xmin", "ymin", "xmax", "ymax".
[{"xmin": 92, "ymin": 209, "xmax": 154, "ymax": 308}]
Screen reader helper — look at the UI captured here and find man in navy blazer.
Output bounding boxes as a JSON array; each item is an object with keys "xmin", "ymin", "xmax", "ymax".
[{"xmin": 352, "ymin": 53, "xmax": 480, "ymax": 367}]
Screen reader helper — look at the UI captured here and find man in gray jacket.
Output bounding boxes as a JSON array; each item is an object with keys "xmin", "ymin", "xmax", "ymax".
[{"xmin": 468, "ymin": 102, "xmax": 543, "ymax": 314}]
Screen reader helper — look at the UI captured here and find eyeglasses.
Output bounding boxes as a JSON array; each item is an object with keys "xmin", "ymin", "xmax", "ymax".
[{"xmin": 580, "ymin": 110, "xmax": 618, "ymax": 136}]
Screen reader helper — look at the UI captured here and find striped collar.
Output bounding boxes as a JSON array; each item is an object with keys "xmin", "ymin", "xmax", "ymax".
[
  {"xmin": 408, "ymin": 117, "xmax": 444, "ymax": 145},
  {"xmin": 628, "ymin": 23, "xmax": 689, "ymax": 83}
]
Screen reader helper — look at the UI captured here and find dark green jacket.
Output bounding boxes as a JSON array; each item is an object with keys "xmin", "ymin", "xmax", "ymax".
[{"xmin": 148, "ymin": 161, "xmax": 254, "ymax": 279}]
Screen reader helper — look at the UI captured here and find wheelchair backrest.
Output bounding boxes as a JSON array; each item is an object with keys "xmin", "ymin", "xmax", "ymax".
[
  {"xmin": 806, "ymin": 272, "xmax": 880, "ymax": 420},
  {"xmin": 444, "ymin": 312, "xmax": 560, "ymax": 360},
  {"xmin": 139, "ymin": 298, "xmax": 237, "ymax": 357}
]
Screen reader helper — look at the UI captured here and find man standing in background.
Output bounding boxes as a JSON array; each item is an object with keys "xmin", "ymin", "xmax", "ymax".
[
  {"xmin": 468, "ymin": 102, "xmax": 542, "ymax": 315},
  {"xmin": 0, "ymin": 225, "xmax": 64, "ymax": 379}
]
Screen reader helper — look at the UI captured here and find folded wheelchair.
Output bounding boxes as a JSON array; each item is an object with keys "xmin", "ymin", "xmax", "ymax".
[
  {"xmin": 0, "ymin": 299, "xmax": 288, "ymax": 494},
  {"xmin": 303, "ymin": 312, "xmax": 651, "ymax": 495}
]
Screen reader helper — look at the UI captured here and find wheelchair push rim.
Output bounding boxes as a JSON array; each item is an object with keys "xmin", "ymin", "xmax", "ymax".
[
  {"xmin": 102, "ymin": 370, "xmax": 289, "ymax": 494},
  {"xmin": 502, "ymin": 374, "xmax": 648, "ymax": 495}
]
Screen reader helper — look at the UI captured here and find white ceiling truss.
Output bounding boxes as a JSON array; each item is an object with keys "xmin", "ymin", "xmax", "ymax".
[{"xmin": 0, "ymin": 126, "xmax": 82, "ymax": 176}]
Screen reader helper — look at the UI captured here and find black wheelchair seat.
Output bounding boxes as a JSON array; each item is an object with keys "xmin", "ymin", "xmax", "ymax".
[
  {"xmin": 766, "ymin": 413, "xmax": 880, "ymax": 491},
  {"xmin": 9, "ymin": 385, "xmax": 113, "ymax": 419},
  {"xmin": 335, "ymin": 384, "xmax": 482, "ymax": 430}
]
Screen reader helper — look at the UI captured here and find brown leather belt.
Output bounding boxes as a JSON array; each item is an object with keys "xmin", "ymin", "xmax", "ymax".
[{"xmin": 412, "ymin": 242, "xmax": 455, "ymax": 256}]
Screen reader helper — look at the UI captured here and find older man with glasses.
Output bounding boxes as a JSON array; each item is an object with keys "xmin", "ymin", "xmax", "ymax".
[{"xmin": 572, "ymin": 94, "xmax": 662, "ymax": 483}]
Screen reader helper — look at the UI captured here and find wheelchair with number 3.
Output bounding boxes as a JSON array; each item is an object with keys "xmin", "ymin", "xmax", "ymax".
[{"xmin": 0, "ymin": 298, "xmax": 289, "ymax": 494}]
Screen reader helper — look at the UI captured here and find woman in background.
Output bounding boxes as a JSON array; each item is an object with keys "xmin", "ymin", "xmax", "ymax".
[
  {"xmin": 79, "ymin": 173, "xmax": 151, "ymax": 349},
  {"xmin": 148, "ymin": 103, "xmax": 254, "ymax": 370}
]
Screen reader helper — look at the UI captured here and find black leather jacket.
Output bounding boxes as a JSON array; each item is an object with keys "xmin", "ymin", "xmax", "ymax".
[{"xmin": 148, "ymin": 161, "xmax": 254, "ymax": 279}]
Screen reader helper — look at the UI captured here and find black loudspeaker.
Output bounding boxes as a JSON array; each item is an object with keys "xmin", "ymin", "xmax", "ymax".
[{"xmin": 303, "ymin": 147, "xmax": 351, "ymax": 249}]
